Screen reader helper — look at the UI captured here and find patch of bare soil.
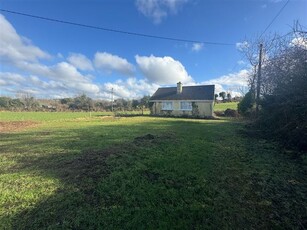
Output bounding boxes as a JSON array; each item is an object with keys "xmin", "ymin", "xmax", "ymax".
[
  {"xmin": 60, "ymin": 133, "xmax": 173, "ymax": 186},
  {"xmin": 0, "ymin": 121, "xmax": 39, "ymax": 133}
]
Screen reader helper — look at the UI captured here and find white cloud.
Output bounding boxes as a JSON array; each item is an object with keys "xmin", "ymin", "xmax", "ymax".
[
  {"xmin": 135, "ymin": 54, "xmax": 194, "ymax": 85},
  {"xmin": 67, "ymin": 53, "xmax": 94, "ymax": 71},
  {"xmin": 203, "ymin": 69, "xmax": 249, "ymax": 87},
  {"xmin": 236, "ymin": 41, "xmax": 249, "ymax": 51},
  {"xmin": 135, "ymin": 0, "xmax": 189, "ymax": 24},
  {"xmin": 0, "ymin": 13, "xmax": 156, "ymax": 99},
  {"xmin": 102, "ymin": 78, "xmax": 160, "ymax": 99},
  {"xmin": 0, "ymin": 72, "xmax": 26, "ymax": 86},
  {"xmin": 191, "ymin": 43, "xmax": 203, "ymax": 52},
  {"xmin": 52, "ymin": 62, "xmax": 93, "ymax": 82},
  {"xmin": 94, "ymin": 52, "xmax": 134, "ymax": 76},
  {"xmin": 0, "ymin": 71, "xmax": 100, "ymax": 98},
  {"xmin": 202, "ymin": 69, "xmax": 250, "ymax": 97},
  {"xmin": 0, "ymin": 14, "xmax": 50, "ymax": 64},
  {"xmin": 15, "ymin": 61, "xmax": 93, "ymax": 83}
]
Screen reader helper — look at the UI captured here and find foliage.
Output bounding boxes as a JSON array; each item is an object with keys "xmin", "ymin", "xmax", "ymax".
[
  {"xmin": 224, "ymin": 109, "xmax": 239, "ymax": 117},
  {"xmin": 0, "ymin": 113, "xmax": 306, "ymax": 229},
  {"xmin": 255, "ymin": 44, "xmax": 307, "ymax": 152},
  {"xmin": 227, "ymin": 93, "xmax": 232, "ymax": 101},
  {"xmin": 60, "ymin": 98, "xmax": 73, "ymax": 105},
  {"xmin": 237, "ymin": 90, "xmax": 254, "ymax": 116},
  {"xmin": 219, "ymin": 91, "xmax": 226, "ymax": 100},
  {"xmin": 68, "ymin": 94, "xmax": 94, "ymax": 111},
  {"xmin": 0, "ymin": 97, "xmax": 24, "ymax": 110},
  {"xmin": 191, "ymin": 102, "xmax": 200, "ymax": 116},
  {"xmin": 238, "ymin": 26, "xmax": 307, "ymax": 152}
]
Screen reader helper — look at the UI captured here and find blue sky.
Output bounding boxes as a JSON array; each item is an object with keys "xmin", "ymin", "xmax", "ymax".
[{"xmin": 0, "ymin": 0, "xmax": 306, "ymax": 99}]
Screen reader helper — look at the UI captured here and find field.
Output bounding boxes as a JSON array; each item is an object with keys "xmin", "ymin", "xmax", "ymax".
[
  {"xmin": 0, "ymin": 112, "xmax": 306, "ymax": 229},
  {"xmin": 214, "ymin": 102, "xmax": 238, "ymax": 111}
]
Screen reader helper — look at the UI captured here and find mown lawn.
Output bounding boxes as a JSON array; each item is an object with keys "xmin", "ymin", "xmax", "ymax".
[{"xmin": 0, "ymin": 112, "xmax": 306, "ymax": 229}]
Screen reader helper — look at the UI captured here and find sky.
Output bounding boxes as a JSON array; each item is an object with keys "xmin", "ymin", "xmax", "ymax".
[{"xmin": 0, "ymin": 0, "xmax": 306, "ymax": 100}]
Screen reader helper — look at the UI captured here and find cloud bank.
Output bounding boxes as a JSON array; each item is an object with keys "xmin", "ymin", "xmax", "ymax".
[{"xmin": 0, "ymin": 13, "xmax": 249, "ymax": 100}]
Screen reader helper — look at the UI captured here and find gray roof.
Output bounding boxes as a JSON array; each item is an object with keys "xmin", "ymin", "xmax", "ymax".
[{"xmin": 150, "ymin": 85, "xmax": 215, "ymax": 101}]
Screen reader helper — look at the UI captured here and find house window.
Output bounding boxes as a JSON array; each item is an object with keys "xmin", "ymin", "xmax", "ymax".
[
  {"xmin": 162, "ymin": 102, "xmax": 173, "ymax": 110},
  {"xmin": 180, "ymin": 101, "xmax": 192, "ymax": 110}
]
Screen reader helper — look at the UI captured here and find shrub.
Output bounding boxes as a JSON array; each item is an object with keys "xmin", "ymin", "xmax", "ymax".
[
  {"xmin": 224, "ymin": 109, "xmax": 239, "ymax": 117},
  {"xmin": 238, "ymin": 91, "xmax": 254, "ymax": 116}
]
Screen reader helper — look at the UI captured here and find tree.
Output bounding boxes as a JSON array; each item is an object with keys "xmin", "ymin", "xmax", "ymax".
[
  {"xmin": 238, "ymin": 90, "xmax": 254, "ymax": 116},
  {"xmin": 219, "ymin": 92, "xmax": 226, "ymax": 101},
  {"xmin": 140, "ymin": 95, "xmax": 150, "ymax": 108},
  {"xmin": 256, "ymin": 41, "xmax": 307, "ymax": 151},
  {"xmin": 132, "ymin": 99, "xmax": 140, "ymax": 109},
  {"xmin": 10, "ymin": 98, "xmax": 24, "ymax": 110},
  {"xmin": 60, "ymin": 98, "xmax": 73, "ymax": 105},
  {"xmin": 69, "ymin": 94, "xmax": 94, "ymax": 111},
  {"xmin": 21, "ymin": 93, "xmax": 38, "ymax": 110},
  {"xmin": 0, "ymin": 97, "xmax": 10, "ymax": 109},
  {"xmin": 214, "ymin": 94, "xmax": 218, "ymax": 101},
  {"xmin": 0, "ymin": 97, "xmax": 24, "ymax": 111},
  {"xmin": 239, "ymin": 25, "xmax": 307, "ymax": 152},
  {"xmin": 227, "ymin": 93, "xmax": 232, "ymax": 102}
]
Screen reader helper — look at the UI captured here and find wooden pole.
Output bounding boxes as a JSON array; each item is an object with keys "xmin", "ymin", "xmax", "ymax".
[
  {"xmin": 256, "ymin": 43, "xmax": 263, "ymax": 114},
  {"xmin": 111, "ymin": 88, "xmax": 114, "ymax": 112}
]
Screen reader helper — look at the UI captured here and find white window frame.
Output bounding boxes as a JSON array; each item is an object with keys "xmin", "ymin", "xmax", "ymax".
[
  {"xmin": 180, "ymin": 101, "xmax": 192, "ymax": 111},
  {"xmin": 162, "ymin": 101, "xmax": 173, "ymax": 110}
]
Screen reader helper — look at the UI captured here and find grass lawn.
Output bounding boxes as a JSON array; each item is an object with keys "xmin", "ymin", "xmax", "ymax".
[
  {"xmin": 0, "ymin": 112, "xmax": 306, "ymax": 229},
  {"xmin": 214, "ymin": 102, "xmax": 238, "ymax": 111}
]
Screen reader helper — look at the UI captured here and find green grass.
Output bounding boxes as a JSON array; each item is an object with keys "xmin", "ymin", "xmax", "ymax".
[
  {"xmin": 214, "ymin": 102, "xmax": 238, "ymax": 111},
  {"xmin": 0, "ymin": 111, "xmax": 113, "ymax": 121},
  {"xmin": 0, "ymin": 112, "xmax": 306, "ymax": 229}
]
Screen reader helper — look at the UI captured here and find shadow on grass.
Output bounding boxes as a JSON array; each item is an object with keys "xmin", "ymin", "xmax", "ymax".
[
  {"xmin": 1, "ymin": 118, "xmax": 306, "ymax": 229},
  {"xmin": 3, "ymin": 119, "xmax": 213, "ymax": 229}
]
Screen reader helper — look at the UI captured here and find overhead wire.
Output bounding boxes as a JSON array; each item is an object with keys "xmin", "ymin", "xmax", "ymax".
[
  {"xmin": 0, "ymin": 8, "xmax": 235, "ymax": 46},
  {"xmin": 259, "ymin": 0, "xmax": 290, "ymax": 38}
]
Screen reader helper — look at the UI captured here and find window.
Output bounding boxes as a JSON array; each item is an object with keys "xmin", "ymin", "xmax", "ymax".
[
  {"xmin": 162, "ymin": 102, "xmax": 173, "ymax": 110},
  {"xmin": 180, "ymin": 101, "xmax": 192, "ymax": 110}
]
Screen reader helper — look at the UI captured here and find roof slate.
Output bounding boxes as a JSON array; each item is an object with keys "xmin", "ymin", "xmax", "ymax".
[{"xmin": 150, "ymin": 85, "xmax": 215, "ymax": 101}]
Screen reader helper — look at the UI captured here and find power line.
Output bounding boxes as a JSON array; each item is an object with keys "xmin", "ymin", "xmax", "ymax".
[
  {"xmin": 0, "ymin": 8, "xmax": 235, "ymax": 46},
  {"xmin": 260, "ymin": 0, "xmax": 290, "ymax": 38}
]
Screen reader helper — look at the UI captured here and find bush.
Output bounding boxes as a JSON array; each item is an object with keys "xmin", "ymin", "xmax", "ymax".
[
  {"xmin": 224, "ymin": 109, "xmax": 240, "ymax": 117},
  {"xmin": 238, "ymin": 91, "xmax": 254, "ymax": 116},
  {"xmin": 254, "ymin": 46, "xmax": 307, "ymax": 153}
]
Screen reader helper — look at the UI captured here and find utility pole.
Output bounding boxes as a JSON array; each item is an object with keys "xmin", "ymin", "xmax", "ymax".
[
  {"xmin": 256, "ymin": 43, "xmax": 263, "ymax": 114},
  {"xmin": 111, "ymin": 88, "xmax": 114, "ymax": 112}
]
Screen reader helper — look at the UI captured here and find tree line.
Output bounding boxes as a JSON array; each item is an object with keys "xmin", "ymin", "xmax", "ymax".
[
  {"xmin": 0, "ymin": 94, "xmax": 151, "ymax": 112},
  {"xmin": 214, "ymin": 92, "xmax": 242, "ymax": 102}
]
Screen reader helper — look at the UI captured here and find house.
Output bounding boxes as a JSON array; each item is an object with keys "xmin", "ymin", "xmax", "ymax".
[{"xmin": 149, "ymin": 82, "xmax": 215, "ymax": 118}]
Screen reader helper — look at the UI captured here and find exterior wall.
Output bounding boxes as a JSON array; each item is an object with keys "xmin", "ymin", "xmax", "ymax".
[{"xmin": 150, "ymin": 100, "xmax": 214, "ymax": 118}]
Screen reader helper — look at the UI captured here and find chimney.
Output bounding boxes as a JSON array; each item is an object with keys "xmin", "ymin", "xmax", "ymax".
[{"xmin": 177, "ymin": 81, "xmax": 182, "ymax": 94}]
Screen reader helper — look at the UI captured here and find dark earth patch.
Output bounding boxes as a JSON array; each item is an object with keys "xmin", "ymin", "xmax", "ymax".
[{"xmin": 0, "ymin": 121, "xmax": 39, "ymax": 132}]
